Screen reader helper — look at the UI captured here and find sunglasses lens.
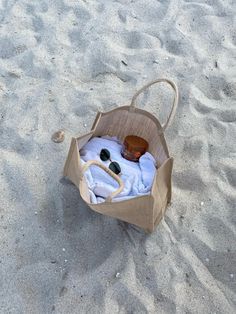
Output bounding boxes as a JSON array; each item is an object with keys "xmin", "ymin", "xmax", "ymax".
[
  {"xmin": 109, "ymin": 161, "xmax": 121, "ymax": 175},
  {"xmin": 100, "ymin": 148, "xmax": 110, "ymax": 161}
]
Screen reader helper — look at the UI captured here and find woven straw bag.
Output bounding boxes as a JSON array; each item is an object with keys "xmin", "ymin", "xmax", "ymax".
[{"xmin": 64, "ymin": 78, "xmax": 179, "ymax": 232}]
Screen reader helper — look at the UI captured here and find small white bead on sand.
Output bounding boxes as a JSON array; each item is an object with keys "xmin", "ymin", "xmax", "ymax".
[
  {"xmin": 62, "ymin": 248, "xmax": 66, "ymax": 252},
  {"xmin": 201, "ymin": 201, "xmax": 204, "ymax": 206},
  {"xmin": 230, "ymin": 274, "xmax": 234, "ymax": 278},
  {"xmin": 115, "ymin": 272, "xmax": 120, "ymax": 278}
]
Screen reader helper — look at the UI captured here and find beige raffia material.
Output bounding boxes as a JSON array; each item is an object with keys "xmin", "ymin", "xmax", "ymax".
[{"xmin": 63, "ymin": 78, "xmax": 179, "ymax": 232}]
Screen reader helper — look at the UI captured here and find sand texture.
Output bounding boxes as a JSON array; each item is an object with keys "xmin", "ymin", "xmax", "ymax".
[{"xmin": 0, "ymin": 0, "xmax": 236, "ymax": 313}]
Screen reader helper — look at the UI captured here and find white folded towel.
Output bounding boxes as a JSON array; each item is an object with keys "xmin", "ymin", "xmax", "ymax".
[{"xmin": 80, "ymin": 136, "xmax": 156, "ymax": 203}]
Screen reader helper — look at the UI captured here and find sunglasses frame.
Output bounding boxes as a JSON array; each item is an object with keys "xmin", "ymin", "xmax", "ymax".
[{"xmin": 99, "ymin": 149, "xmax": 121, "ymax": 175}]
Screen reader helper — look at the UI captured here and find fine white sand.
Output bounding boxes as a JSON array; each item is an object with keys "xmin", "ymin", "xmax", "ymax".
[{"xmin": 0, "ymin": 0, "xmax": 236, "ymax": 313}]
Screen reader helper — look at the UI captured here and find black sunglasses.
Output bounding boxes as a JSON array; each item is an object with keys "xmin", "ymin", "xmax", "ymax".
[{"xmin": 100, "ymin": 149, "xmax": 121, "ymax": 175}]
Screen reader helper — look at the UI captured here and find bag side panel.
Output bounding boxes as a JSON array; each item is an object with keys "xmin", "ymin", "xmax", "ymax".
[
  {"xmin": 152, "ymin": 157, "xmax": 174, "ymax": 227},
  {"xmin": 63, "ymin": 138, "xmax": 82, "ymax": 186},
  {"xmin": 88, "ymin": 196, "xmax": 154, "ymax": 232}
]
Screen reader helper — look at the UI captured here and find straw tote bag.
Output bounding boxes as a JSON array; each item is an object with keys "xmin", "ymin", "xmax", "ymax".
[{"xmin": 63, "ymin": 78, "xmax": 179, "ymax": 232}]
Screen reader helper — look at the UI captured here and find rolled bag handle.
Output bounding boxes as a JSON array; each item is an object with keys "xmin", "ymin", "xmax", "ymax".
[
  {"xmin": 130, "ymin": 78, "xmax": 179, "ymax": 132},
  {"xmin": 81, "ymin": 160, "xmax": 124, "ymax": 202}
]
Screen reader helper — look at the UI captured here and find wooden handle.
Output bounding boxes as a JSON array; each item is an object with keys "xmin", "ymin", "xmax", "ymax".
[
  {"xmin": 130, "ymin": 78, "xmax": 179, "ymax": 132},
  {"xmin": 81, "ymin": 160, "xmax": 124, "ymax": 202}
]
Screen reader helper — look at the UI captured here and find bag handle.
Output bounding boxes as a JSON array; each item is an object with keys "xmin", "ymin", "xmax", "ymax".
[
  {"xmin": 130, "ymin": 78, "xmax": 179, "ymax": 132},
  {"xmin": 81, "ymin": 160, "xmax": 124, "ymax": 202}
]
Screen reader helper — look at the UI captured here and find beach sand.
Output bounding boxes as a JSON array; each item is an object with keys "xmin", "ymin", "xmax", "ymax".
[{"xmin": 0, "ymin": 0, "xmax": 236, "ymax": 313}]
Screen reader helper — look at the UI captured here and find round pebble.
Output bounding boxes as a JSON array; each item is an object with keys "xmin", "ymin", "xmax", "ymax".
[{"xmin": 51, "ymin": 130, "xmax": 65, "ymax": 143}]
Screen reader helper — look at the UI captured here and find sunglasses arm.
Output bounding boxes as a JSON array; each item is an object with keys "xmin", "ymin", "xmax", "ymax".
[{"xmin": 81, "ymin": 160, "xmax": 124, "ymax": 202}]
